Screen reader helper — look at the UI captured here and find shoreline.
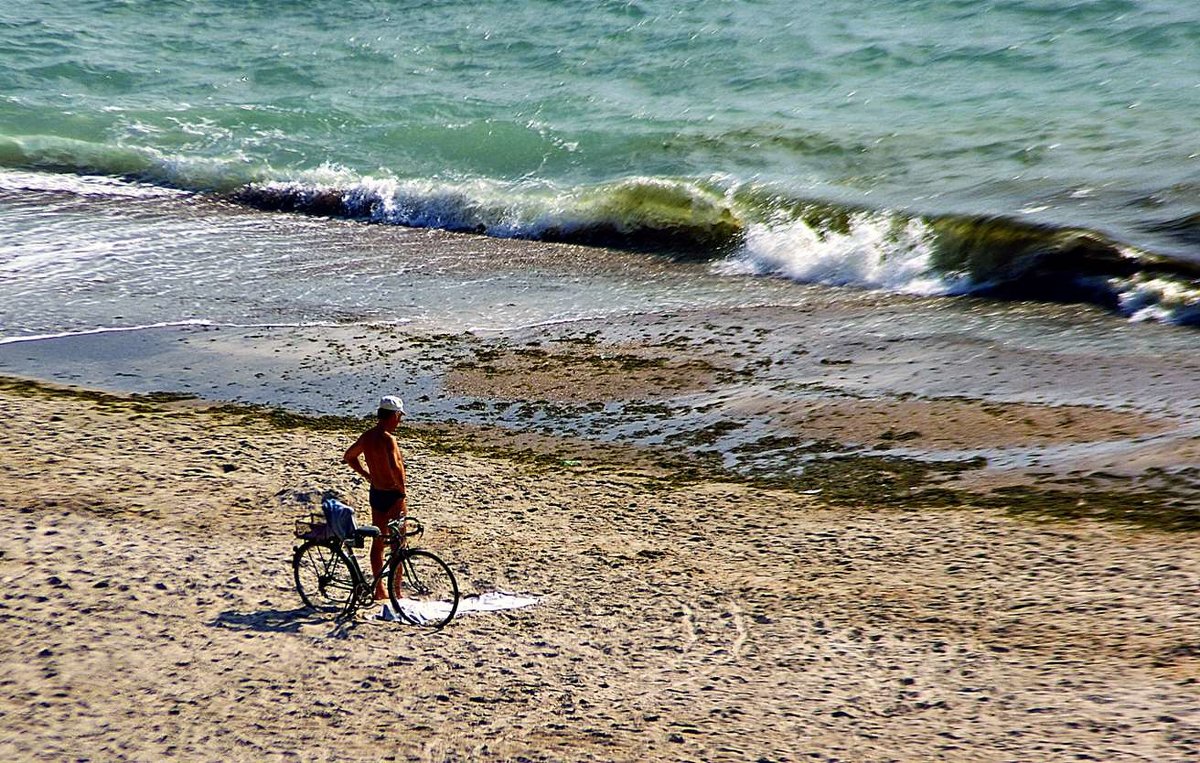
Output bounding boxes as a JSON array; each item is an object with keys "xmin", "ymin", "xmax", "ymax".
[
  {"xmin": 1, "ymin": 375, "xmax": 1198, "ymax": 761},
  {"xmin": 3, "ymin": 293, "xmax": 1199, "ymax": 530},
  {"xmin": 3, "ymin": 368, "xmax": 1198, "ymax": 531}
]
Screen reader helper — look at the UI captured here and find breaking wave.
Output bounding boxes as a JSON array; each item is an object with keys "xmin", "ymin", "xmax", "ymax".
[
  {"xmin": 237, "ymin": 176, "xmax": 1200, "ymax": 326},
  {"xmin": 2, "ymin": 137, "xmax": 1198, "ymax": 326}
]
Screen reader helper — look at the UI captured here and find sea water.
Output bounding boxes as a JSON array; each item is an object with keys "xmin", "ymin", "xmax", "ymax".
[{"xmin": 1, "ymin": 0, "xmax": 1199, "ymax": 340}]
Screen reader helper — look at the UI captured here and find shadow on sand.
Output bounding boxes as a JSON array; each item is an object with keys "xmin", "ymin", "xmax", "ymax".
[{"xmin": 209, "ymin": 607, "xmax": 329, "ymax": 634}]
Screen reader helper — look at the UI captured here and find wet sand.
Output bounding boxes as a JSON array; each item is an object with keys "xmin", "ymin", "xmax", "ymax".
[
  {"xmin": 5, "ymin": 290, "xmax": 1199, "ymax": 497},
  {"xmin": 1, "ymin": 374, "xmax": 1198, "ymax": 762}
]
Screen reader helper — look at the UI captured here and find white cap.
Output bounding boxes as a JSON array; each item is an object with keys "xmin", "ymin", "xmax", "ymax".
[{"xmin": 379, "ymin": 395, "xmax": 405, "ymax": 414}]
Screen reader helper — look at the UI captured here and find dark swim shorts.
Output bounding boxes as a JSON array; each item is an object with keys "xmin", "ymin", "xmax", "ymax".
[{"xmin": 369, "ymin": 487, "xmax": 405, "ymax": 514}]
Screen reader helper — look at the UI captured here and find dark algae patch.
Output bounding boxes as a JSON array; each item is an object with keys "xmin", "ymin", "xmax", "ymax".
[
  {"xmin": 0, "ymin": 375, "xmax": 197, "ymax": 414},
  {"xmin": 981, "ymin": 485, "xmax": 1200, "ymax": 533},
  {"xmin": 782, "ymin": 454, "xmax": 983, "ymax": 509},
  {"xmin": 206, "ymin": 404, "xmax": 369, "ymax": 433}
]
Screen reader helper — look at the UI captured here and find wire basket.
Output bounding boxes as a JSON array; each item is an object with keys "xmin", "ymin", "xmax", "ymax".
[{"xmin": 294, "ymin": 512, "xmax": 334, "ymax": 541}]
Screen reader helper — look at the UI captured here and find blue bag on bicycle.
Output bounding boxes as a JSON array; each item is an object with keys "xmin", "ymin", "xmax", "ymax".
[{"xmin": 321, "ymin": 497, "xmax": 358, "ymax": 540}]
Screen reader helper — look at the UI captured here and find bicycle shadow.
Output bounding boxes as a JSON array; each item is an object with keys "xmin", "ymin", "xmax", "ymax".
[
  {"xmin": 209, "ymin": 607, "xmax": 328, "ymax": 634},
  {"xmin": 210, "ymin": 594, "xmax": 541, "ymax": 637}
]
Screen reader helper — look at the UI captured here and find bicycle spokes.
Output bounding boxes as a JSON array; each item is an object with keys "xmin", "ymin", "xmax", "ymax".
[
  {"xmin": 403, "ymin": 561, "xmax": 431, "ymax": 595},
  {"xmin": 388, "ymin": 550, "xmax": 460, "ymax": 629},
  {"xmin": 293, "ymin": 541, "xmax": 357, "ymax": 613}
]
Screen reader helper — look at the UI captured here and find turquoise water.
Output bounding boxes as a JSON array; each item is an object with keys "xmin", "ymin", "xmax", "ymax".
[{"xmin": 1, "ymin": 0, "xmax": 1199, "ymax": 324}]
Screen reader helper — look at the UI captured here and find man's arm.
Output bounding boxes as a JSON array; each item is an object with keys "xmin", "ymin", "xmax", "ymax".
[
  {"xmin": 342, "ymin": 436, "xmax": 371, "ymax": 482},
  {"xmin": 391, "ymin": 435, "xmax": 407, "ymax": 494}
]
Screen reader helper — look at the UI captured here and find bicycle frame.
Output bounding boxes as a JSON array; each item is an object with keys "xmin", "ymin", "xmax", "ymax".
[
  {"xmin": 294, "ymin": 514, "xmax": 457, "ymax": 628},
  {"xmin": 331, "ymin": 518, "xmax": 417, "ymax": 621}
]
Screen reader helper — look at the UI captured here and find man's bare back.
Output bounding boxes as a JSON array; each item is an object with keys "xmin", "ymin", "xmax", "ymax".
[{"xmin": 344, "ymin": 426, "xmax": 406, "ymax": 491}]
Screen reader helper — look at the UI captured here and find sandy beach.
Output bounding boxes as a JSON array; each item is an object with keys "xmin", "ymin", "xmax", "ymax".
[
  {"xmin": 5, "ymin": 1, "xmax": 1200, "ymax": 759},
  {"xmin": 1, "ymin": 372, "xmax": 1197, "ymax": 763}
]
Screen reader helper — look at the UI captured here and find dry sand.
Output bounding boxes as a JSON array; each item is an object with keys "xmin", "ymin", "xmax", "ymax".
[{"xmin": 1, "ymin": 379, "xmax": 1198, "ymax": 762}]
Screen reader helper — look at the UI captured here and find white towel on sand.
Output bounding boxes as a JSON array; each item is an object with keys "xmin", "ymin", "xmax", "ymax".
[{"xmin": 378, "ymin": 591, "xmax": 539, "ymax": 625}]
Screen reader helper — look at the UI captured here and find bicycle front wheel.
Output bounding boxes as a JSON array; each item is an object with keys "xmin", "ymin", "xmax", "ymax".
[
  {"xmin": 388, "ymin": 549, "xmax": 459, "ymax": 629},
  {"xmin": 293, "ymin": 540, "xmax": 354, "ymax": 612}
]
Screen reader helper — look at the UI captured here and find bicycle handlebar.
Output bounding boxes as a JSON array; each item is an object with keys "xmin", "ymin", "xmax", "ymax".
[{"xmin": 387, "ymin": 517, "xmax": 424, "ymax": 539}]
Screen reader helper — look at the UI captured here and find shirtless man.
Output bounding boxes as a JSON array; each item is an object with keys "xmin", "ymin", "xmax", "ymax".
[{"xmin": 342, "ymin": 395, "xmax": 407, "ymax": 599}]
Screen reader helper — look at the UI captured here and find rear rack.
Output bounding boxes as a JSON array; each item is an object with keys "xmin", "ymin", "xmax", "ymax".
[{"xmin": 293, "ymin": 512, "xmax": 333, "ymax": 541}]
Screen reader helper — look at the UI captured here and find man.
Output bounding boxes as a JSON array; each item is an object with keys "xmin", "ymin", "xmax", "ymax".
[{"xmin": 342, "ymin": 395, "xmax": 407, "ymax": 600}]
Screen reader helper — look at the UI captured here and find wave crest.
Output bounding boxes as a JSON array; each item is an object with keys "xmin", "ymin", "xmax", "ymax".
[
  {"xmin": 718, "ymin": 201, "xmax": 1200, "ymax": 325},
  {"xmin": 0, "ymin": 134, "xmax": 263, "ymax": 192},
  {"xmin": 233, "ymin": 174, "xmax": 745, "ymax": 255}
]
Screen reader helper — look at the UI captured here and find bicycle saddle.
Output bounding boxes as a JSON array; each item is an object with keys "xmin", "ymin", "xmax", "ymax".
[{"xmin": 355, "ymin": 524, "xmax": 381, "ymax": 538}]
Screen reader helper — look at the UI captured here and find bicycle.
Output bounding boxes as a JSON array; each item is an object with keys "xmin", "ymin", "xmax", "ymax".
[{"xmin": 292, "ymin": 509, "xmax": 460, "ymax": 629}]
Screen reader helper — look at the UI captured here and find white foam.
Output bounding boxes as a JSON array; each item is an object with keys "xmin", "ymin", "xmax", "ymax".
[
  {"xmin": 0, "ymin": 320, "xmax": 216, "ymax": 345},
  {"xmin": 0, "ymin": 319, "xmax": 403, "ymax": 346},
  {"xmin": 1115, "ymin": 275, "xmax": 1200, "ymax": 325},
  {"xmin": 0, "ymin": 168, "xmax": 184, "ymax": 199},
  {"xmin": 715, "ymin": 211, "xmax": 966, "ymax": 296}
]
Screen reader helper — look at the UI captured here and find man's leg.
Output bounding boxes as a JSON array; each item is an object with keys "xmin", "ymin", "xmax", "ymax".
[
  {"xmin": 369, "ymin": 533, "xmax": 387, "ymax": 600},
  {"xmin": 370, "ymin": 495, "xmax": 405, "ymax": 600}
]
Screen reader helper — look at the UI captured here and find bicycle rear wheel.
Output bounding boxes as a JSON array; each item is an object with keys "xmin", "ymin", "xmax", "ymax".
[
  {"xmin": 388, "ymin": 549, "xmax": 459, "ymax": 629},
  {"xmin": 293, "ymin": 540, "xmax": 354, "ymax": 612}
]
